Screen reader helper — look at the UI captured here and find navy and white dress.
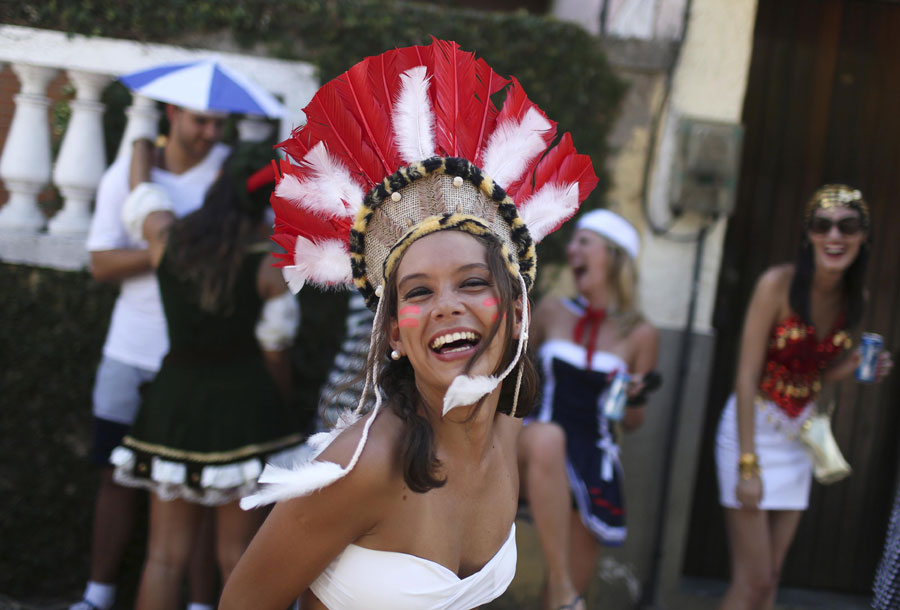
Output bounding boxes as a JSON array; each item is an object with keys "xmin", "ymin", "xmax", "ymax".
[{"xmin": 534, "ymin": 329, "xmax": 628, "ymax": 545}]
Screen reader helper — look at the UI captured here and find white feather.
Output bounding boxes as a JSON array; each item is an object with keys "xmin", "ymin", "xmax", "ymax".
[
  {"xmin": 275, "ymin": 143, "xmax": 364, "ymax": 218},
  {"xmin": 442, "ymin": 374, "xmax": 500, "ymax": 416},
  {"xmin": 238, "ymin": 409, "xmax": 364, "ymax": 509},
  {"xmin": 292, "ymin": 236, "xmax": 353, "ymax": 287},
  {"xmin": 281, "ymin": 266, "xmax": 306, "ymax": 294},
  {"xmin": 239, "ymin": 461, "xmax": 346, "ymax": 508},
  {"xmin": 517, "ymin": 182, "xmax": 580, "ymax": 243},
  {"xmin": 393, "ymin": 66, "xmax": 436, "ymax": 163},
  {"xmin": 481, "ymin": 107, "xmax": 552, "ymax": 189}
]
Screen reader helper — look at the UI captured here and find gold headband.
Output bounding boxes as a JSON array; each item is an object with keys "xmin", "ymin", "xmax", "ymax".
[
  {"xmin": 805, "ymin": 184, "xmax": 870, "ymax": 226},
  {"xmin": 349, "ymin": 157, "xmax": 535, "ymax": 311}
]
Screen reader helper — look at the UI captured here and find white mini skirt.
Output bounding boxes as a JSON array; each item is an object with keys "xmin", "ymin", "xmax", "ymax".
[{"xmin": 715, "ymin": 394, "xmax": 813, "ymax": 510}]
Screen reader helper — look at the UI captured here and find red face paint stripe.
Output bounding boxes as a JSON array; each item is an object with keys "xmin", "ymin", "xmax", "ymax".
[
  {"xmin": 398, "ymin": 318, "xmax": 419, "ymax": 328},
  {"xmin": 482, "ymin": 297, "xmax": 500, "ymax": 308},
  {"xmin": 398, "ymin": 305, "xmax": 420, "ymax": 316}
]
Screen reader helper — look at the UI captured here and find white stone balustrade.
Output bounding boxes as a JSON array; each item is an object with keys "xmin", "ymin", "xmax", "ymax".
[
  {"xmin": 0, "ymin": 24, "xmax": 318, "ymax": 270},
  {"xmin": 0, "ymin": 63, "xmax": 57, "ymax": 233},
  {"xmin": 47, "ymin": 70, "xmax": 112, "ymax": 237}
]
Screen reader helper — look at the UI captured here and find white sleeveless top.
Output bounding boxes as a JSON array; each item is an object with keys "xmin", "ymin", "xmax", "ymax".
[{"xmin": 309, "ymin": 524, "xmax": 517, "ymax": 610}]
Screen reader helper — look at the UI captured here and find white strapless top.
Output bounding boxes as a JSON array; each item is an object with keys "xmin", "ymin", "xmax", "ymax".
[{"xmin": 309, "ymin": 524, "xmax": 517, "ymax": 610}]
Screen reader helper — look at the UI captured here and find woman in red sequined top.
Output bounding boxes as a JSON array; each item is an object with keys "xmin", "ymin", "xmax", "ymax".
[{"xmin": 715, "ymin": 185, "xmax": 893, "ymax": 610}]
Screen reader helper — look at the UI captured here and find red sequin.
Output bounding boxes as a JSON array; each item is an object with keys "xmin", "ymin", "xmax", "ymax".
[{"xmin": 758, "ymin": 312, "xmax": 849, "ymax": 418}]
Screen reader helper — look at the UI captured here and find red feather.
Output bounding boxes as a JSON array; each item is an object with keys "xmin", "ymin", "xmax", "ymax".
[
  {"xmin": 278, "ymin": 123, "xmax": 313, "ymax": 165},
  {"xmin": 369, "ymin": 49, "xmax": 402, "ymax": 119},
  {"xmin": 468, "ymin": 58, "xmax": 508, "ymax": 166},
  {"xmin": 431, "ymin": 39, "xmax": 480, "ymax": 159},
  {"xmin": 513, "ymin": 133, "xmax": 598, "ymax": 204},
  {"xmin": 497, "ymin": 78, "xmax": 558, "ymax": 199},
  {"xmin": 303, "ymin": 80, "xmax": 382, "ymax": 188},
  {"xmin": 337, "ymin": 58, "xmax": 399, "ymax": 174}
]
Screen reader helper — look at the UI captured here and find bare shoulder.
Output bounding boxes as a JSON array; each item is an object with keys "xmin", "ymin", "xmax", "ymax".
[
  {"xmin": 534, "ymin": 296, "xmax": 568, "ymax": 319},
  {"xmin": 316, "ymin": 408, "xmax": 403, "ymax": 493},
  {"xmin": 532, "ymin": 296, "xmax": 569, "ymax": 330},
  {"xmin": 757, "ymin": 264, "xmax": 794, "ymax": 295},
  {"xmin": 629, "ymin": 319, "xmax": 659, "ymax": 350}
]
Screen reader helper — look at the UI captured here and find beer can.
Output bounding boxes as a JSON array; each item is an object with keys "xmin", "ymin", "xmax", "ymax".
[
  {"xmin": 856, "ymin": 332, "xmax": 884, "ymax": 383},
  {"xmin": 601, "ymin": 370, "xmax": 630, "ymax": 422}
]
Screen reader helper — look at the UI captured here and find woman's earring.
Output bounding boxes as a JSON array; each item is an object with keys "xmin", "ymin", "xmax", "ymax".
[{"xmin": 391, "ymin": 350, "xmax": 401, "ymax": 361}]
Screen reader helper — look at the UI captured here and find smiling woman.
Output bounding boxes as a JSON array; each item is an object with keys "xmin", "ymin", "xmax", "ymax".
[
  {"xmin": 714, "ymin": 185, "xmax": 894, "ymax": 609},
  {"xmin": 218, "ymin": 39, "xmax": 599, "ymax": 610}
]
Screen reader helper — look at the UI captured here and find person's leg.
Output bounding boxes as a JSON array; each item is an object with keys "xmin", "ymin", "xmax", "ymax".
[
  {"xmin": 568, "ymin": 511, "xmax": 600, "ymax": 599},
  {"xmin": 718, "ymin": 508, "xmax": 775, "ymax": 610},
  {"xmin": 216, "ymin": 500, "xmax": 265, "ymax": 584},
  {"xmin": 135, "ymin": 496, "xmax": 204, "ymax": 610},
  {"xmin": 89, "ymin": 466, "xmax": 139, "ymax": 584},
  {"xmin": 186, "ymin": 508, "xmax": 218, "ymax": 609},
  {"xmin": 75, "ymin": 356, "xmax": 154, "ymax": 610},
  {"xmin": 759, "ymin": 510, "xmax": 804, "ymax": 610},
  {"xmin": 519, "ymin": 422, "xmax": 582, "ymax": 610}
]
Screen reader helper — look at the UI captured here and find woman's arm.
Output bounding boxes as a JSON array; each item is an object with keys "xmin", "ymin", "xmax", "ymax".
[
  {"xmin": 221, "ymin": 416, "xmax": 396, "ymax": 609},
  {"xmin": 141, "ymin": 211, "xmax": 174, "ymax": 268},
  {"xmin": 732, "ymin": 266, "xmax": 788, "ymax": 508},
  {"xmin": 622, "ymin": 322, "xmax": 660, "ymax": 431},
  {"xmin": 256, "ymin": 255, "xmax": 298, "ymax": 401}
]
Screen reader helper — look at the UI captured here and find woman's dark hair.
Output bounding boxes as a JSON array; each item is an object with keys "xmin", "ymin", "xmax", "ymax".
[
  {"xmin": 789, "ymin": 207, "xmax": 871, "ymax": 329},
  {"xmin": 165, "ymin": 143, "xmax": 277, "ymax": 312},
  {"xmin": 372, "ymin": 232, "xmax": 538, "ymax": 493}
]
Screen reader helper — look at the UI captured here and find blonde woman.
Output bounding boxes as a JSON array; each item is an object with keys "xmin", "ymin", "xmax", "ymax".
[{"xmin": 519, "ymin": 209, "xmax": 660, "ymax": 610}]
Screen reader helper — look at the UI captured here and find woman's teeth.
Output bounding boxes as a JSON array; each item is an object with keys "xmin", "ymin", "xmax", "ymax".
[
  {"xmin": 824, "ymin": 245, "xmax": 846, "ymax": 255},
  {"xmin": 430, "ymin": 331, "xmax": 479, "ymax": 351}
]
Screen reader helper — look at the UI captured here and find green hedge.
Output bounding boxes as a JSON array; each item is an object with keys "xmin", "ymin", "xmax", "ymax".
[{"xmin": 0, "ymin": 1, "xmax": 623, "ymax": 602}]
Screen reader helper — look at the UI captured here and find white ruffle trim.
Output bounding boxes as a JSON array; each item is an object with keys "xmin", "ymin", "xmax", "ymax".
[
  {"xmin": 240, "ymin": 410, "xmax": 362, "ymax": 509},
  {"xmin": 110, "ymin": 443, "xmax": 311, "ymax": 507}
]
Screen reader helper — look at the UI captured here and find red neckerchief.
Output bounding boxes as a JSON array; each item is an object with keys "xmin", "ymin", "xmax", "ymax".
[{"xmin": 574, "ymin": 305, "xmax": 606, "ymax": 370}]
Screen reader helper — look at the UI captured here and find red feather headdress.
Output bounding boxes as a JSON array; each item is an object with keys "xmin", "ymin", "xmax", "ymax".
[{"xmin": 270, "ymin": 38, "xmax": 598, "ymax": 296}]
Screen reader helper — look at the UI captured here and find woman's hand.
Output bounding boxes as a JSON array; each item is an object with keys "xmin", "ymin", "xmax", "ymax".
[
  {"xmin": 736, "ymin": 474, "xmax": 762, "ymax": 509},
  {"xmin": 875, "ymin": 350, "xmax": 894, "ymax": 383}
]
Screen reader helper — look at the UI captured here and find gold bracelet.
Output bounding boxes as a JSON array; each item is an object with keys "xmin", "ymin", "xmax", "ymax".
[{"xmin": 738, "ymin": 452, "xmax": 760, "ymax": 480}]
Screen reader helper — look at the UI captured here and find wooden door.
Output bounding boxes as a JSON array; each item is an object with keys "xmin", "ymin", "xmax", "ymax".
[{"xmin": 683, "ymin": 0, "xmax": 900, "ymax": 594}]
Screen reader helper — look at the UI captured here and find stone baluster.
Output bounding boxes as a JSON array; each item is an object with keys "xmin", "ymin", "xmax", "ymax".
[
  {"xmin": 0, "ymin": 63, "xmax": 58, "ymax": 233},
  {"xmin": 48, "ymin": 70, "xmax": 111, "ymax": 237},
  {"xmin": 237, "ymin": 116, "xmax": 274, "ymax": 143},
  {"xmin": 116, "ymin": 94, "xmax": 160, "ymax": 159}
]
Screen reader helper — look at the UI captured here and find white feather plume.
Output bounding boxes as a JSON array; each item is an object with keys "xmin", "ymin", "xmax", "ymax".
[
  {"xmin": 239, "ymin": 460, "xmax": 346, "ymax": 509},
  {"xmin": 275, "ymin": 142, "xmax": 364, "ymax": 218},
  {"xmin": 442, "ymin": 374, "xmax": 500, "ymax": 416},
  {"xmin": 481, "ymin": 107, "xmax": 552, "ymax": 189},
  {"xmin": 517, "ymin": 182, "xmax": 580, "ymax": 243},
  {"xmin": 292, "ymin": 236, "xmax": 353, "ymax": 288},
  {"xmin": 281, "ymin": 266, "xmax": 306, "ymax": 294},
  {"xmin": 393, "ymin": 66, "xmax": 436, "ymax": 163}
]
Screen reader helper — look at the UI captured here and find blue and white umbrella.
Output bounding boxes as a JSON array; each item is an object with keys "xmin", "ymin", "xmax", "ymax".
[{"xmin": 119, "ymin": 58, "xmax": 285, "ymax": 118}]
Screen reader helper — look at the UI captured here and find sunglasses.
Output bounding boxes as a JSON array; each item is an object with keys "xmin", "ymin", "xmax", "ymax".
[{"xmin": 809, "ymin": 216, "xmax": 863, "ymax": 236}]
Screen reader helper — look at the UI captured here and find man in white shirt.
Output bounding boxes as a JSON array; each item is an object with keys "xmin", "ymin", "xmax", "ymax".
[{"xmin": 71, "ymin": 106, "xmax": 230, "ymax": 610}]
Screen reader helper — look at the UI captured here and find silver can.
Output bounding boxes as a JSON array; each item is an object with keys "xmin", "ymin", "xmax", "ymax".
[
  {"xmin": 602, "ymin": 370, "xmax": 630, "ymax": 422},
  {"xmin": 856, "ymin": 332, "xmax": 884, "ymax": 383}
]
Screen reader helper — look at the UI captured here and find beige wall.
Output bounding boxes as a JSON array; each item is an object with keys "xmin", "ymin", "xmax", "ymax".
[{"xmin": 640, "ymin": 0, "xmax": 758, "ymax": 333}]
